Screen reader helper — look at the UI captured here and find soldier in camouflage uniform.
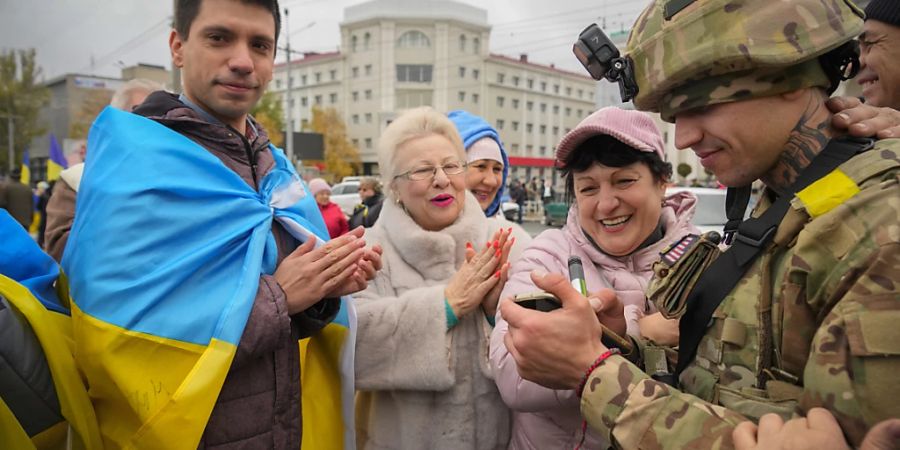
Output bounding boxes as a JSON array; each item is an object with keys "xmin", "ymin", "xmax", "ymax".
[{"xmin": 500, "ymin": 0, "xmax": 900, "ymax": 449}]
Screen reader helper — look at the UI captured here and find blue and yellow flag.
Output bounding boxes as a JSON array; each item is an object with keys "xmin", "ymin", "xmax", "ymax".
[
  {"xmin": 20, "ymin": 149, "xmax": 31, "ymax": 185},
  {"xmin": 63, "ymin": 107, "xmax": 357, "ymax": 449},
  {"xmin": 0, "ymin": 210, "xmax": 102, "ymax": 450},
  {"xmin": 46, "ymin": 134, "xmax": 67, "ymax": 181}
]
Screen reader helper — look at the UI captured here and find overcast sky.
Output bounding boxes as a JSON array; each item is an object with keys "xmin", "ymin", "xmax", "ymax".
[{"xmin": 0, "ymin": 0, "xmax": 648, "ymax": 82}]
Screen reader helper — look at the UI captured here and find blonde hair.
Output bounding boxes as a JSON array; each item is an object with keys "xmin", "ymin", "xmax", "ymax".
[
  {"xmin": 110, "ymin": 78, "xmax": 163, "ymax": 110},
  {"xmin": 377, "ymin": 107, "xmax": 465, "ymax": 199}
]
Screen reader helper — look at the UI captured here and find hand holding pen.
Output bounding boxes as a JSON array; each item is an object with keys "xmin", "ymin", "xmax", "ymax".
[{"xmin": 568, "ymin": 256, "xmax": 633, "ymax": 354}]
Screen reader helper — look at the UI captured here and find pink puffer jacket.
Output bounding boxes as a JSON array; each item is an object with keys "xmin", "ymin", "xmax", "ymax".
[{"xmin": 489, "ymin": 190, "xmax": 698, "ymax": 449}]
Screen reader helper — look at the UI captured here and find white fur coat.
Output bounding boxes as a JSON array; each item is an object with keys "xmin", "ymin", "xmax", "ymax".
[{"xmin": 354, "ymin": 191, "xmax": 529, "ymax": 450}]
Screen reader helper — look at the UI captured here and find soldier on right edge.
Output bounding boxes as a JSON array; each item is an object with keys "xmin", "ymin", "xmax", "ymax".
[{"xmin": 500, "ymin": 0, "xmax": 900, "ymax": 449}]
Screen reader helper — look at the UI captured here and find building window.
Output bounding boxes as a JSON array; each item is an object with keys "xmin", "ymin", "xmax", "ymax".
[
  {"xmin": 473, "ymin": 37, "xmax": 480, "ymax": 54},
  {"xmin": 512, "ymin": 99, "xmax": 519, "ymax": 109},
  {"xmin": 553, "ymin": 126, "xmax": 559, "ymax": 135},
  {"xmin": 526, "ymin": 123, "xmax": 533, "ymax": 132},
  {"xmin": 496, "ymin": 119, "xmax": 505, "ymax": 129},
  {"xmin": 365, "ymin": 89, "xmax": 372, "ymax": 100},
  {"xmin": 352, "ymin": 138, "xmax": 359, "ymax": 147},
  {"xmin": 301, "ymin": 118, "xmax": 309, "ymax": 130},
  {"xmin": 301, "ymin": 97, "xmax": 308, "ymax": 107},
  {"xmin": 540, "ymin": 145, "xmax": 547, "ymax": 155},
  {"xmin": 497, "ymin": 96, "xmax": 505, "ymax": 107},
  {"xmin": 540, "ymin": 103, "xmax": 547, "ymax": 113},
  {"xmin": 578, "ymin": 89, "xmax": 584, "ymax": 98},
  {"xmin": 512, "ymin": 76, "xmax": 520, "ymax": 86},
  {"xmin": 352, "ymin": 114, "xmax": 359, "ymax": 124},
  {"xmin": 540, "ymin": 124, "xmax": 546, "ymax": 134},
  {"xmin": 497, "ymin": 73, "xmax": 505, "ymax": 83},
  {"xmin": 330, "ymin": 92, "xmax": 337, "ymax": 103},
  {"xmin": 288, "ymin": 98, "xmax": 295, "ymax": 108},
  {"xmin": 526, "ymin": 101, "xmax": 533, "ymax": 111},
  {"xmin": 459, "ymin": 34, "xmax": 467, "ymax": 51},
  {"xmin": 527, "ymin": 79, "xmax": 534, "ymax": 89},
  {"xmin": 365, "ymin": 64, "xmax": 372, "ymax": 76},
  {"xmin": 315, "ymin": 72, "xmax": 321, "ymax": 83},
  {"xmin": 540, "ymin": 81, "xmax": 547, "ymax": 91},
  {"xmin": 554, "ymin": 84, "xmax": 560, "ymax": 94},
  {"xmin": 577, "ymin": 109, "xmax": 583, "ymax": 117},
  {"xmin": 301, "ymin": 74, "xmax": 307, "ymax": 85},
  {"xmin": 566, "ymin": 86, "xmax": 572, "ymax": 96},
  {"xmin": 351, "ymin": 35, "xmax": 358, "ymax": 52},
  {"xmin": 553, "ymin": 105, "xmax": 559, "ymax": 114},
  {"xmin": 459, "ymin": 66, "xmax": 466, "ymax": 78},
  {"xmin": 330, "ymin": 70, "xmax": 337, "ymax": 81},
  {"xmin": 275, "ymin": 79, "xmax": 282, "ymax": 89},
  {"xmin": 365, "ymin": 138, "xmax": 372, "ymax": 149},
  {"xmin": 314, "ymin": 95, "xmax": 322, "ymax": 105},
  {"xmin": 472, "ymin": 69, "xmax": 479, "ymax": 80},
  {"xmin": 365, "ymin": 113, "xmax": 372, "ymax": 123},
  {"xmin": 472, "ymin": 93, "xmax": 479, "ymax": 103},
  {"xmin": 352, "ymin": 67, "xmax": 359, "ymax": 78},
  {"xmin": 364, "ymin": 32, "xmax": 371, "ymax": 50},
  {"xmin": 397, "ymin": 30, "xmax": 431, "ymax": 48},
  {"xmin": 565, "ymin": 107, "xmax": 572, "ymax": 116},
  {"xmin": 512, "ymin": 121, "xmax": 519, "ymax": 131},
  {"xmin": 512, "ymin": 143, "xmax": 519, "ymax": 152},
  {"xmin": 458, "ymin": 91, "xmax": 466, "ymax": 101},
  {"xmin": 526, "ymin": 145, "xmax": 533, "ymax": 156},
  {"xmin": 396, "ymin": 64, "xmax": 433, "ymax": 82},
  {"xmin": 352, "ymin": 91, "xmax": 359, "ymax": 101},
  {"xmin": 395, "ymin": 90, "xmax": 434, "ymax": 108}
]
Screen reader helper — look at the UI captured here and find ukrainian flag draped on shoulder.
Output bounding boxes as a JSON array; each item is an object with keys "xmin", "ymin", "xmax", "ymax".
[
  {"xmin": 0, "ymin": 210, "xmax": 102, "ymax": 450},
  {"xmin": 63, "ymin": 107, "xmax": 357, "ymax": 449}
]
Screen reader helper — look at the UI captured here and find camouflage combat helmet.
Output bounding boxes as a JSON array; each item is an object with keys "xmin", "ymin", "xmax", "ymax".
[{"xmin": 626, "ymin": 0, "xmax": 864, "ymax": 121}]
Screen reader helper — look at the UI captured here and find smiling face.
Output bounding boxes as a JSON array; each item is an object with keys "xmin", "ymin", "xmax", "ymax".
[
  {"xmin": 170, "ymin": 0, "xmax": 275, "ymax": 131},
  {"xmin": 391, "ymin": 134, "xmax": 467, "ymax": 231},
  {"xmin": 858, "ymin": 19, "xmax": 900, "ymax": 109},
  {"xmin": 465, "ymin": 159, "xmax": 504, "ymax": 211},
  {"xmin": 314, "ymin": 190, "xmax": 331, "ymax": 206},
  {"xmin": 574, "ymin": 161, "xmax": 666, "ymax": 257}
]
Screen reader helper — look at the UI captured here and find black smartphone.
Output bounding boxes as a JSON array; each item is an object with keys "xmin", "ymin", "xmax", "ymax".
[{"xmin": 513, "ymin": 292, "xmax": 562, "ymax": 312}]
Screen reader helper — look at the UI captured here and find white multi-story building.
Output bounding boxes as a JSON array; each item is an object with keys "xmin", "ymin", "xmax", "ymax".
[{"xmin": 271, "ymin": 0, "xmax": 597, "ymax": 182}]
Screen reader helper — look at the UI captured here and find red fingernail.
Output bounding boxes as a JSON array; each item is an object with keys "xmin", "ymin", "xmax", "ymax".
[
  {"xmin": 510, "ymin": 237, "xmax": 516, "ymax": 245},
  {"xmin": 466, "ymin": 242, "xmax": 472, "ymax": 249},
  {"xmin": 493, "ymin": 240, "xmax": 500, "ymax": 249},
  {"xmin": 494, "ymin": 270, "xmax": 501, "ymax": 278},
  {"xmin": 495, "ymin": 249, "xmax": 501, "ymax": 257}
]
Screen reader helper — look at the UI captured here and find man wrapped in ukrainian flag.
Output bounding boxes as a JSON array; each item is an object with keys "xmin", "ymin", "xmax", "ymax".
[{"xmin": 60, "ymin": 1, "xmax": 381, "ymax": 448}]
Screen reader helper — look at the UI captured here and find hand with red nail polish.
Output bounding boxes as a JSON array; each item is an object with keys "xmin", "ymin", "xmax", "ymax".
[
  {"xmin": 445, "ymin": 235, "xmax": 504, "ymax": 319},
  {"xmin": 480, "ymin": 227, "xmax": 516, "ymax": 318}
]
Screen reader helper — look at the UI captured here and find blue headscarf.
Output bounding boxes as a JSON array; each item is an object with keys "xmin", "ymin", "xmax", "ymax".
[{"xmin": 447, "ymin": 110, "xmax": 510, "ymax": 217}]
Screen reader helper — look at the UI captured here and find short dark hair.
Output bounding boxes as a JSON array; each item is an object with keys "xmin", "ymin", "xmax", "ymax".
[
  {"xmin": 174, "ymin": 0, "xmax": 281, "ymax": 42},
  {"xmin": 559, "ymin": 134, "xmax": 672, "ymax": 203}
]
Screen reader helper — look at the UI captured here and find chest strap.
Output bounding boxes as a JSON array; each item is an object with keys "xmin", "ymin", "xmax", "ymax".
[{"xmin": 675, "ymin": 137, "xmax": 875, "ymax": 378}]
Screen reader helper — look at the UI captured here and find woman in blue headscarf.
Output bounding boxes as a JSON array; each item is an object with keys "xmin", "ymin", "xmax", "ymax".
[{"xmin": 448, "ymin": 110, "xmax": 531, "ymax": 244}]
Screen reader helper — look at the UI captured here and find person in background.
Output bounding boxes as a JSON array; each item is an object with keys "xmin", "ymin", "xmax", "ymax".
[
  {"xmin": 490, "ymin": 107, "xmax": 696, "ymax": 449},
  {"xmin": 541, "ymin": 178, "xmax": 554, "ymax": 205},
  {"xmin": 309, "ymin": 177, "xmax": 349, "ymax": 238},
  {"xmin": 857, "ymin": 0, "xmax": 900, "ymax": 110},
  {"xmin": 34, "ymin": 180, "xmax": 52, "ymax": 246},
  {"xmin": 447, "ymin": 110, "xmax": 530, "ymax": 242},
  {"xmin": 509, "ymin": 179, "xmax": 526, "ymax": 224},
  {"xmin": 0, "ymin": 169, "xmax": 34, "ymax": 230},
  {"xmin": 353, "ymin": 107, "xmax": 520, "ymax": 449},
  {"xmin": 43, "ymin": 77, "xmax": 163, "ymax": 261},
  {"xmin": 349, "ymin": 177, "xmax": 384, "ymax": 229}
]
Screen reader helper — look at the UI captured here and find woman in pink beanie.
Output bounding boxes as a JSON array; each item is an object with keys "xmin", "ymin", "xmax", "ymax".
[
  {"xmin": 489, "ymin": 107, "xmax": 701, "ymax": 449},
  {"xmin": 308, "ymin": 178, "xmax": 349, "ymax": 238}
]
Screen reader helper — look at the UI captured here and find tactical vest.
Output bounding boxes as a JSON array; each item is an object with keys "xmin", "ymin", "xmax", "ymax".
[{"xmin": 676, "ymin": 141, "xmax": 900, "ymax": 422}]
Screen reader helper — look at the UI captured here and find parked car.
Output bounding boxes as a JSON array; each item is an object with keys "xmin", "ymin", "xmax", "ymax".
[
  {"xmin": 330, "ymin": 181, "xmax": 360, "ymax": 216},
  {"xmin": 501, "ymin": 202, "xmax": 519, "ymax": 222},
  {"xmin": 542, "ymin": 202, "xmax": 569, "ymax": 227},
  {"xmin": 666, "ymin": 186, "xmax": 728, "ymax": 235}
]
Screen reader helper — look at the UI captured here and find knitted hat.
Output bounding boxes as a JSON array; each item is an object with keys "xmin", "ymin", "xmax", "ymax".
[
  {"xmin": 866, "ymin": 0, "xmax": 900, "ymax": 27},
  {"xmin": 555, "ymin": 107, "xmax": 665, "ymax": 165},
  {"xmin": 308, "ymin": 178, "xmax": 331, "ymax": 196},
  {"xmin": 466, "ymin": 137, "xmax": 504, "ymax": 165}
]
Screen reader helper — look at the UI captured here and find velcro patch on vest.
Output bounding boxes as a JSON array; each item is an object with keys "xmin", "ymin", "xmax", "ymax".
[{"xmin": 796, "ymin": 169, "xmax": 860, "ymax": 218}]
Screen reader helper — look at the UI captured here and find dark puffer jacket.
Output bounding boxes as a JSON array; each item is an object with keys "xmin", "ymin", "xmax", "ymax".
[{"xmin": 133, "ymin": 92, "xmax": 339, "ymax": 449}]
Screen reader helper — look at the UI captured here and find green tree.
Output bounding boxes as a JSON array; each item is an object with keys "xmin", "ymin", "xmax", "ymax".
[
  {"xmin": 676, "ymin": 163, "xmax": 693, "ymax": 185},
  {"xmin": 0, "ymin": 49, "xmax": 50, "ymax": 172},
  {"xmin": 69, "ymin": 89, "xmax": 111, "ymax": 139},
  {"xmin": 251, "ymin": 91, "xmax": 284, "ymax": 148},
  {"xmin": 309, "ymin": 105, "xmax": 360, "ymax": 182}
]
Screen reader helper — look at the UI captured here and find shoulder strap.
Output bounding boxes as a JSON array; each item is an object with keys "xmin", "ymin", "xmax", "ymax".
[{"xmin": 675, "ymin": 137, "xmax": 875, "ymax": 377}]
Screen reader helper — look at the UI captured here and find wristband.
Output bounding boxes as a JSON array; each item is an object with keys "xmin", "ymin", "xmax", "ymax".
[{"xmin": 576, "ymin": 348, "xmax": 621, "ymax": 398}]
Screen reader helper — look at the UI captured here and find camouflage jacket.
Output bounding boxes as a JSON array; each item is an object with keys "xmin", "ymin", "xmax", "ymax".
[{"xmin": 580, "ymin": 139, "xmax": 900, "ymax": 449}]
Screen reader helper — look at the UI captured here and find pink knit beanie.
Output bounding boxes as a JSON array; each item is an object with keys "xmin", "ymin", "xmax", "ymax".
[
  {"xmin": 308, "ymin": 178, "xmax": 331, "ymax": 195},
  {"xmin": 555, "ymin": 107, "xmax": 665, "ymax": 165}
]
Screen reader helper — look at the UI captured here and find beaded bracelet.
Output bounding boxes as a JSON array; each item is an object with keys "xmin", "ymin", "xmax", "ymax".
[{"xmin": 576, "ymin": 348, "xmax": 622, "ymax": 398}]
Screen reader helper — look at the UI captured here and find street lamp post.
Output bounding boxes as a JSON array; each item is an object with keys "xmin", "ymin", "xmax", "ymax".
[{"xmin": 285, "ymin": 7, "xmax": 294, "ymax": 163}]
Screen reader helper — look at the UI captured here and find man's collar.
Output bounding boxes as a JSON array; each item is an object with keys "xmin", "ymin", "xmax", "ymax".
[{"xmin": 177, "ymin": 93, "xmax": 258, "ymax": 138}]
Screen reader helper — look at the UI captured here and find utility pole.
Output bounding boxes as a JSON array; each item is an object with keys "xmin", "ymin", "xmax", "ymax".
[{"xmin": 284, "ymin": 7, "xmax": 294, "ymax": 163}]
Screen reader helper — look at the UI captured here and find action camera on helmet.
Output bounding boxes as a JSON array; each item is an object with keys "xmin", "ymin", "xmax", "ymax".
[{"xmin": 572, "ymin": 23, "xmax": 638, "ymax": 103}]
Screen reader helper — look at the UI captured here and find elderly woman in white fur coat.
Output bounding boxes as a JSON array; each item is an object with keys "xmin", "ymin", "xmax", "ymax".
[{"xmin": 354, "ymin": 107, "xmax": 530, "ymax": 450}]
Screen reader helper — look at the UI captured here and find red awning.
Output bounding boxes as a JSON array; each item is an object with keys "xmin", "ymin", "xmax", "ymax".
[{"xmin": 507, "ymin": 156, "xmax": 556, "ymax": 168}]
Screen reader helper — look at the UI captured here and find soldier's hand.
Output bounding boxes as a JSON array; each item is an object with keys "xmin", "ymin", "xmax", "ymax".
[
  {"xmin": 733, "ymin": 409, "xmax": 852, "ymax": 450},
  {"xmin": 500, "ymin": 270, "xmax": 605, "ymax": 390},
  {"xmin": 638, "ymin": 312, "xmax": 679, "ymax": 346},
  {"xmin": 859, "ymin": 417, "xmax": 900, "ymax": 450},
  {"xmin": 827, "ymin": 96, "xmax": 900, "ymax": 139}
]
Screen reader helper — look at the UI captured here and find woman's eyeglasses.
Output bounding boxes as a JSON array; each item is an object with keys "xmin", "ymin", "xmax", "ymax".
[{"xmin": 395, "ymin": 161, "xmax": 467, "ymax": 181}]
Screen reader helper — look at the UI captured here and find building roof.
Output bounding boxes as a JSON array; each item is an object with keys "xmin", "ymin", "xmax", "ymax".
[
  {"xmin": 42, "ymin": 73, "xmax": 123, "ymax": 88},
  {"xmin": 274, "ymin": 51, "xmax": 343, "ymax": 69},
  {"xmin": 488, "ymin": 53, "xmax": 594, "ymax": 81},
  {"xmin": 343, "ymin": 0, "xmax": 488, "ymax": 27}
]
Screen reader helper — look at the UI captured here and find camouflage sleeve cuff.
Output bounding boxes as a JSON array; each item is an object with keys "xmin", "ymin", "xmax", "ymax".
[{"xmin": 579, "ymin": 355, "xmax": 650, "ymax": 443}]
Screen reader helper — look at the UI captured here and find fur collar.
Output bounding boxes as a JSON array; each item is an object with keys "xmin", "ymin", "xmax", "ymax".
[{"xmin": 377, "ymin": 191, "xmax": 489, "ymax": 281}]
